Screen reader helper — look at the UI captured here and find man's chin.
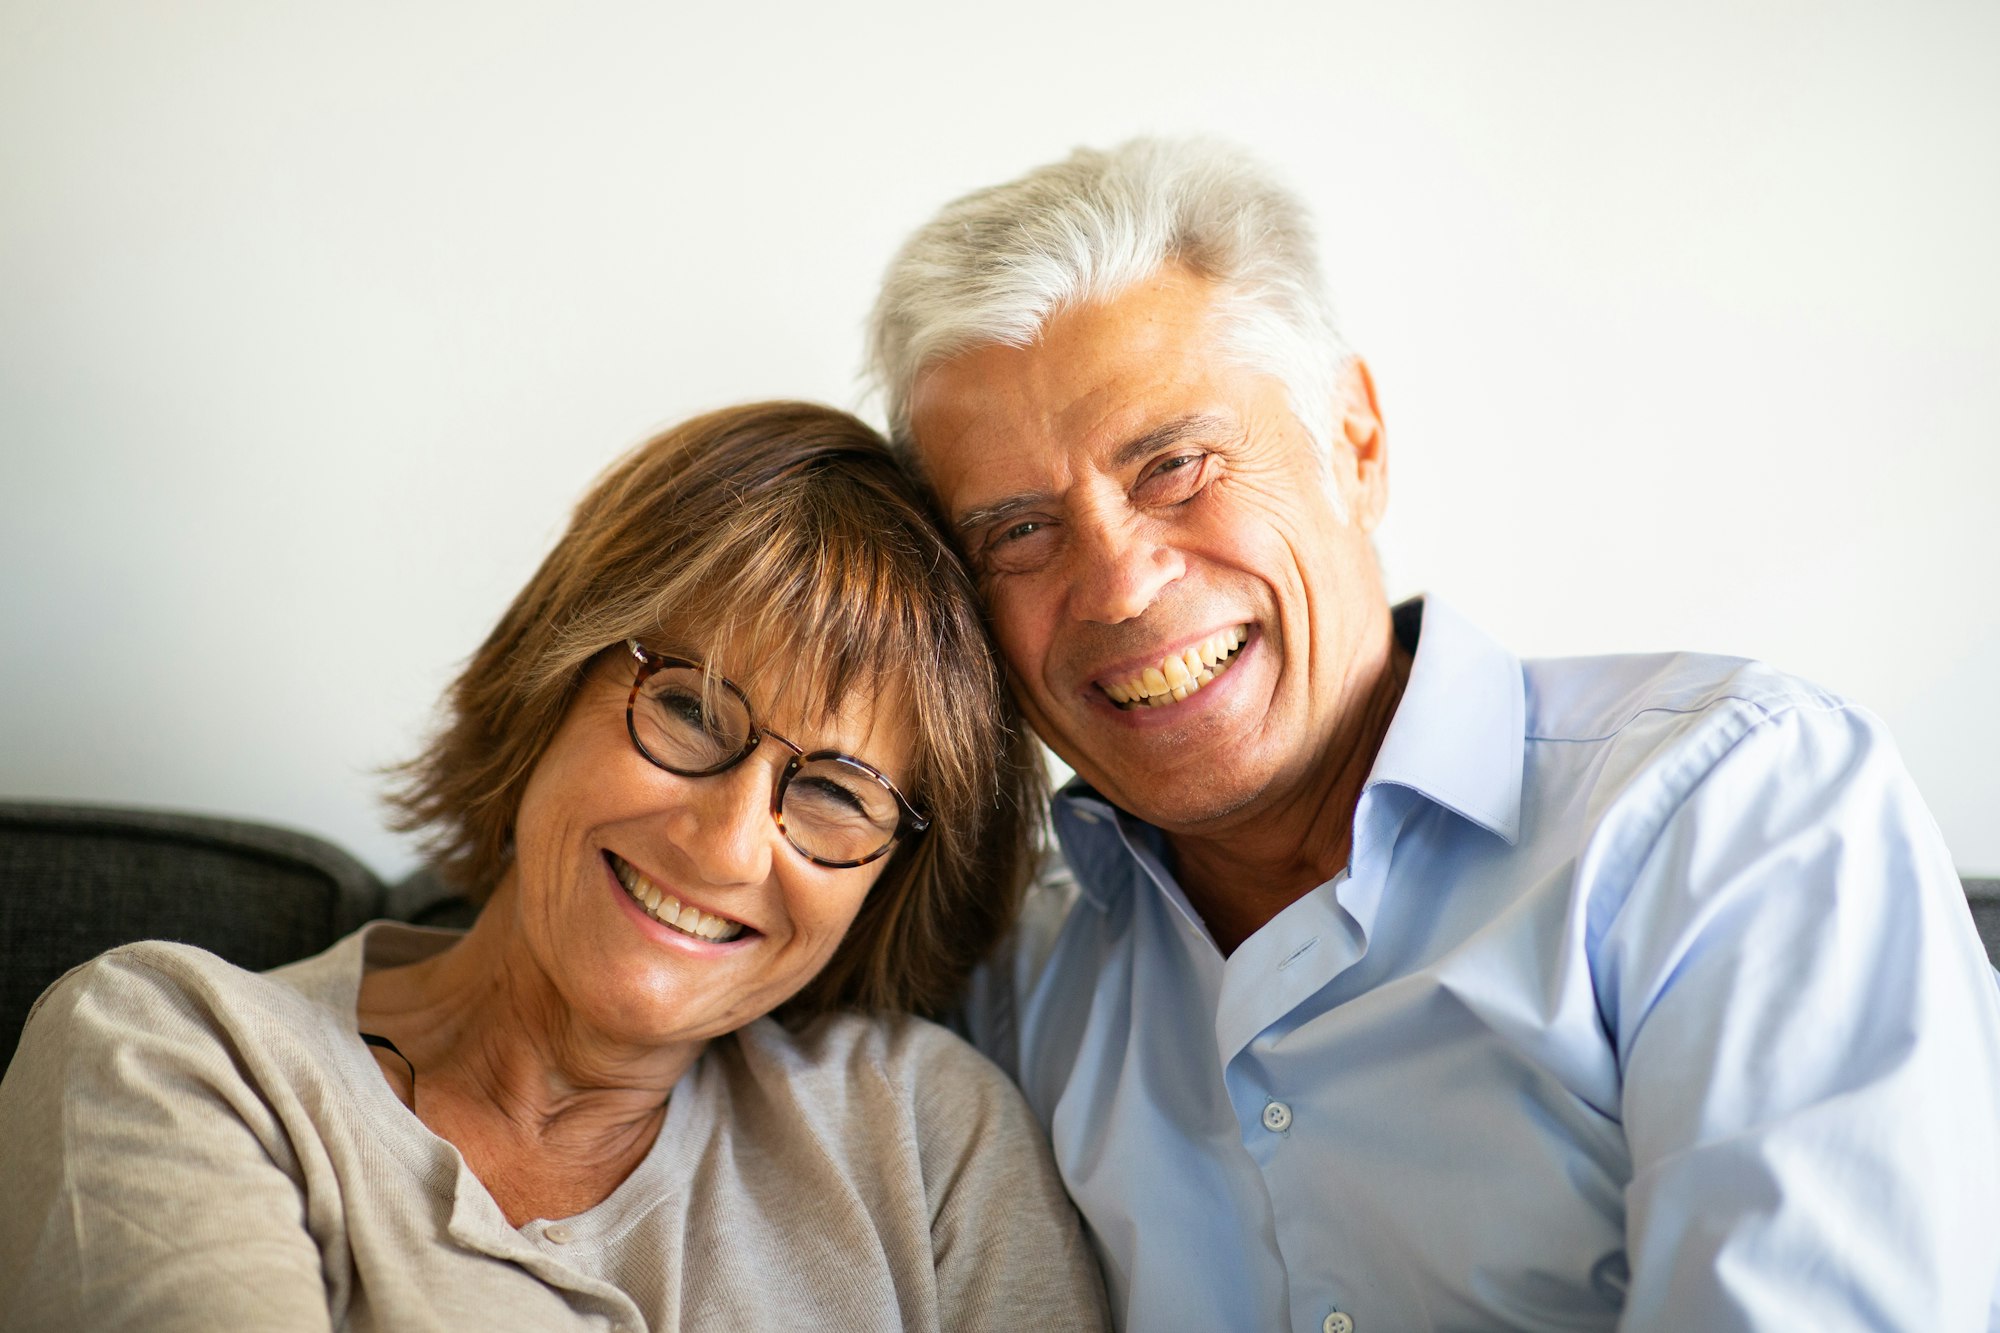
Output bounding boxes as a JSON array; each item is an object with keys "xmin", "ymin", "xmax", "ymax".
[{"xmin": 1082, "ymin": 768, "xmax": 1269, "ymax": 837}]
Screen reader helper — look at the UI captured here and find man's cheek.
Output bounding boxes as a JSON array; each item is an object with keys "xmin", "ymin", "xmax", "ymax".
[{"xmin": 987, "ymin": 597, "xmax": 1050, "ymax": 677}]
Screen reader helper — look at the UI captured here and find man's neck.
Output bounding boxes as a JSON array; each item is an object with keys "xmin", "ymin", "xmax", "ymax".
[{"xmin": 1166, "ymin": 628, "xmax": 1413, "ymax": 956}]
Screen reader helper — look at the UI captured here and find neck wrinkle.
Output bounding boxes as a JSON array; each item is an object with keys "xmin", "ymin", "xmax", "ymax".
[{"xmin": 357, "ymin": 884, "xmax": 700, "ymax": 1153}]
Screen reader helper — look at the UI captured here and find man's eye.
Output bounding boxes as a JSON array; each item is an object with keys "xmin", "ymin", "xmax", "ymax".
[
  {"xmin": 977, "ymin": 515, "xmax": 1059, "ymax": 575},
  {"xmin": 998, "ymin": 519, "xmax": 1045, "ymax": 544},
  {"xmin": 1138, "ymin": 452, "xmax": 1210, "ymax": 502}
]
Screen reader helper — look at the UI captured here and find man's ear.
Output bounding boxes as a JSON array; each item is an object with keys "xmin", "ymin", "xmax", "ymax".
[{"xmin": 1335, "ymin": 357, "xmax": 1388, "ymax": 531}]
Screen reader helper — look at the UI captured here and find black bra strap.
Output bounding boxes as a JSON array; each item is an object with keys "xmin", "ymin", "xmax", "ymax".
[{"xmin": 359, "ymin": 1031, "xmax": 417, "ymax": 1110}]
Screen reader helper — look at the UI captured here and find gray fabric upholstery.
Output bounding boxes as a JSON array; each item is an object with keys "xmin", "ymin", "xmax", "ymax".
[
  {"xmin": 1, "ymin": 803, "xmax": 413, "ymax": 1065},
  {"xmin": 385, "ymin": 866, "xmax": 481, "ymax": 931},
  {"xmin": 1969, "ymin": 879, "xmax": 2000, "ymax": 973}
]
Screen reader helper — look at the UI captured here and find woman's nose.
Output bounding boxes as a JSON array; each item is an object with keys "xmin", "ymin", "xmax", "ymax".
[{"xmin": 669, "ymin": 759, "xmax": 778, "ymax": 887}]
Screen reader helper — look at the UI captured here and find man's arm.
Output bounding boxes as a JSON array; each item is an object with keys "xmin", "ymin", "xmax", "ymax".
[{"xmin": 1604, "ymin": 700, "xmax": 2000, "ymax": 1329}]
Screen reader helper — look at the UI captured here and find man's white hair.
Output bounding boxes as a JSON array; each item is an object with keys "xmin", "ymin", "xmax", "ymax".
[{"xmin": 865, "ymin": 136, "xmax": 1352, "ymax": 462}]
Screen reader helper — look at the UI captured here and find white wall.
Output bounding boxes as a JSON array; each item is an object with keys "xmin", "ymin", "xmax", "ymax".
[{"xmin": 3, "ymin": 1, "xmax": 1995, "ymax": 878}]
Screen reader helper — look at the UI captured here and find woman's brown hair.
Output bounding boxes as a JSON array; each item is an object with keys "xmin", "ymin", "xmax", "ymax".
[{"xmin": 388, "ymin": 402, "xmax": 1043, "ymax": 1019}]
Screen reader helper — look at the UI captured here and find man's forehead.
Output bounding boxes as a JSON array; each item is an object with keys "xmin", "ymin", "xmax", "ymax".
[
  {"xmin": 916, "ymin": 265, "xmax": 1217, "ymax": 388},
  {"xmin": 907, "ymin": 272, "xmax": 1234, "ymax": 515}
]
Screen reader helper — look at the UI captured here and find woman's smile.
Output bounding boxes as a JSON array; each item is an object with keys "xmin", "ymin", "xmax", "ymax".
[{"xmin": 603, "ymin": 850, "xmax": 752, "ymax": 944}]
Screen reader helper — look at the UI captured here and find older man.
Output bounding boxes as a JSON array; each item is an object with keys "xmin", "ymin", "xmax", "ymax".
[{"xmin": 866, "ymin": 139, "xmax": 2000, "ymax": 1332}]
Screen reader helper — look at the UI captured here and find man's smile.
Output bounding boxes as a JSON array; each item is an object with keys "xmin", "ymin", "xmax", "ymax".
[{"xmin": 1096, "ymin": 624, "xmax": 1250, "ymax": 709}]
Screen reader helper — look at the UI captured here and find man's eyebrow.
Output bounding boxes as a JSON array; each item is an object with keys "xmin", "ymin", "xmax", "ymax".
[
  {"xmin": 954, "ymin": 414, "xmax": 1233, "ymax": 536},
  {"xmin": 954, "ymin": 492, "xmax": 1046, "ymax": 536},
  {"xmin": 1108, "ymin": 413, "xmax": 1233, "ymax": 470}
]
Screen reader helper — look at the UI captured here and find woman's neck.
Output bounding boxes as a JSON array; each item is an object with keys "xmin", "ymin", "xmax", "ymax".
[{"xmin": 355, "ymin": 883, "xmax": 703, "ymax": 1224}]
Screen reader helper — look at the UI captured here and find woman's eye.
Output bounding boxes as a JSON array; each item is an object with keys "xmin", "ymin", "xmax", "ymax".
[
  {"xmin": 653, "ymin": 686, "xmax": 735, "ymax": 742},
  {"xmin": 656, "ymin": 688, "xmax": 706, "ymax": 726},
  {"xmin": 790, "ymin": 774, "xmax": 871, "ymax": 819}
]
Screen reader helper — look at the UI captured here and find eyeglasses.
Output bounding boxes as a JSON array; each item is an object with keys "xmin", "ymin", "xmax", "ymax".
[{"xmin": 622, "ymin": 640, "xmax": 930, "ymax": 868}]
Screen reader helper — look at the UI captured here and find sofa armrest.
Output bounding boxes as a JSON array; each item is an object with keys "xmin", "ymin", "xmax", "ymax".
[
  {"xmin": 1967, "ymin": 878, "xmax": 2000, "ymax": 971},
  {"xmin": 0, "ymin": 802, "xmax": 387, "ymax": 1065}
]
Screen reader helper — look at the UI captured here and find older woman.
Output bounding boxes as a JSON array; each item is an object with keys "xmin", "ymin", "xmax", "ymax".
[{"xmin": 0, "ymin": 403, "xmax": 1108, "ymax": 1330}]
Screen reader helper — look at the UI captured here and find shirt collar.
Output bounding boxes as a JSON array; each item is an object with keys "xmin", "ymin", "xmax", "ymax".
[
  {"xmin": 1364, "ymin": 594, "xmax": 1524, "ymax": 845},
  {"xmin": 1051, "ymin": 782, "xmax": 1154, "ymax": 912},
  {"xmin": 1051, "ymin": 593, "xmax": 1526, "ymax": 908}
]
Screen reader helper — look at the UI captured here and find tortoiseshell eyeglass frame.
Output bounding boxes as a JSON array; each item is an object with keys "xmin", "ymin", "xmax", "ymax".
[{"xmin": 620, "ymin": 639, "xmax": 930, "ymax": 869}]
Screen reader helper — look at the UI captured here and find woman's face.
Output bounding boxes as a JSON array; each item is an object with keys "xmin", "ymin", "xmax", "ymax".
[{"xmin": 501, "ymin": 648, "xmax": 915, "ymax": 1052}]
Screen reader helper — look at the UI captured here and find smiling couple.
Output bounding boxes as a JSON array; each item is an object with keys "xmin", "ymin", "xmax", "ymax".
[{"xmin": 7, "ymin": 139, "xmax": 2000, "ymax": 1333}]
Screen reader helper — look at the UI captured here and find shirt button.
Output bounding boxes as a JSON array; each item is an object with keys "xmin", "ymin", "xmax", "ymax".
[
  {"xmin": 543, "ymin": 1223, "xmax": 573, "ymax": 1244},
  {"xmin": 1323, "ymin": 1312, "xmax": 1354, "ymax": 1333},
  {"xmin": 1261, "ymin": 1100, "xmax": 1293, "ymax": 1132}
]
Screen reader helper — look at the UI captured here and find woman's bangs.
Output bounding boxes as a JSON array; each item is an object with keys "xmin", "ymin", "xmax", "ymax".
[{"xmin": 651, "ymin": 500, "xmax": 943, "ymax": 743}]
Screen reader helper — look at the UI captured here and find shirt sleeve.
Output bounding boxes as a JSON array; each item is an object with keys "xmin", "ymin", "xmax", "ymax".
[
  {"xmin": 1600, "ymin": 700, "xmax": 2000, "ymax": 1330},
  {"xmin": 912, "ymin": 1031, "xmax": 1111, "ymax": 1331},
  {"xmin": 0, "ymin": 951, "xmax": 336, "ymax": 1333}
]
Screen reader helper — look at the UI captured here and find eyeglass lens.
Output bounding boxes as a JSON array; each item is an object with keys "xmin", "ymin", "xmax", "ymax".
[{"xmin": 631, "ymin": 664, "xmax": 904, "ymax": 864}]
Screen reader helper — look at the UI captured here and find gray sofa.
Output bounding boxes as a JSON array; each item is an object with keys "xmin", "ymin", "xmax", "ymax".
[
  {"xmin": 3, "ymin": 800, "xmax": 1998, "ymax": 1066},
  {"xmin": 0, "ymin": 802, "xmax": 474, "ymax": 1065}
]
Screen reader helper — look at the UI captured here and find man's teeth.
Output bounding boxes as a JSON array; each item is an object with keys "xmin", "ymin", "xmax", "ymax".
[
  {"xmin": 611, "ymin": 857, "xmax": 745, "ymax": 942},
  {"xmin": 1102, "ymin": 626, "xmax": 1249, "ymax": 709}
]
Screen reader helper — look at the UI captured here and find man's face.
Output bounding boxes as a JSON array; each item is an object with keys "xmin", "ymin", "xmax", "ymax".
[{"xmin": 907, "ymin": 265, "xmax": 1390, "ymax": 835}]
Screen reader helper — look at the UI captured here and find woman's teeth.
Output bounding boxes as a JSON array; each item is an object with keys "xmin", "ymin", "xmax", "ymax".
[
  {"xmin": 1101, "ymin": 625, "xmax": 1249, "ymax": 709},
  {"xmin": 610, "ymin": 855, "xmax": 745, "ymax": 942}
]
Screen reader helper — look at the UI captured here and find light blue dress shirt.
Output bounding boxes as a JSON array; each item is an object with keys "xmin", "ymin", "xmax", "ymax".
[{"xmin": 969, "ymin": 597, "xmax": 2000, "ymax": 1332}]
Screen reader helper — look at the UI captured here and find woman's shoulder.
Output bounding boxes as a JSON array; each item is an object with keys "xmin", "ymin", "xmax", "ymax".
[
  {"xmin": 12, "ymin": 935, "xmax": 361, "ymax": 1086},
  {"xmin": 724, "ymin": 1011, "xmax": 1048, "ymax": 1164},
  {"xmin": 714, "ymin": 1012, "xmax": 1106, "ymax": 1326},
  {"xmin": 41, "ymin": 934, "xmax": 348, "ymax": 1018},
  {"xmin": 738, "ymin": 1009, "xmax": 1016, "ymax": 1097},
  {"xmin": 30, "ymin": 939, "xmax": 282, "ymax": 1025}
]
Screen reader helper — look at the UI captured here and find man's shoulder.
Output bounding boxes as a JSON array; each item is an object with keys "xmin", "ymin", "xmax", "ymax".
[
  {"xmin": 1520, "ymin": 648, "xmax": 1850, "ymax": 751},
  {"xmin": 1511, "ymin": 649, "xmax": 1911, "ymax": 885}
]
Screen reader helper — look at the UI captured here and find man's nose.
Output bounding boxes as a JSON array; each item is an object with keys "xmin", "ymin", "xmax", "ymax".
[{"xmin": 1066, "ymin": 514, "xmax": 1184, "ymax": 624}]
